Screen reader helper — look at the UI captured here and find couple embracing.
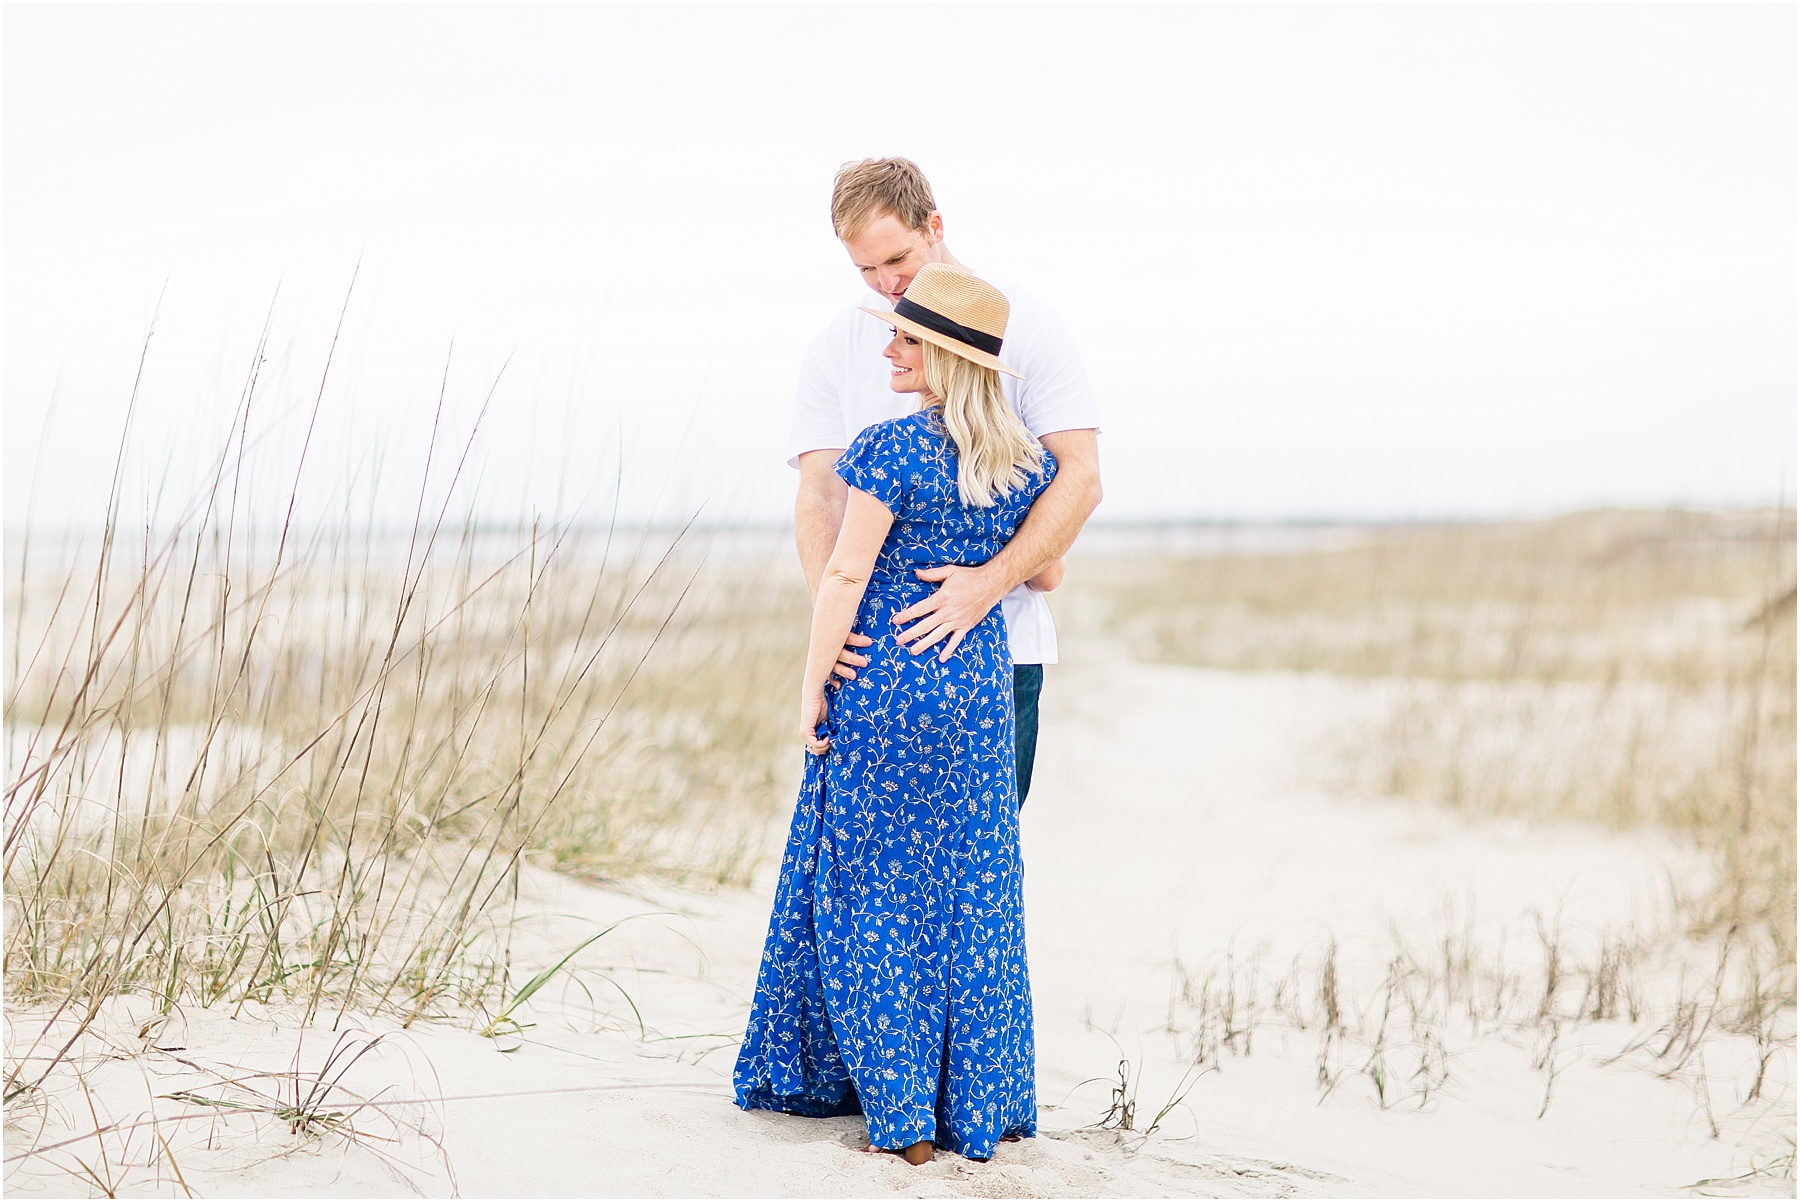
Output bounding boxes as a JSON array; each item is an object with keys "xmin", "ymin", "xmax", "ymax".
[{"xmin": 733, "ymin": 158, "xmax": 1103, "ymax": 1165}]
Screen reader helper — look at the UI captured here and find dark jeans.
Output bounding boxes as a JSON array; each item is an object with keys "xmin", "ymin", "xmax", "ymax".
[{"xmin": 1013, "ymin": 664, "xmax": 1043, "ymax": 806}]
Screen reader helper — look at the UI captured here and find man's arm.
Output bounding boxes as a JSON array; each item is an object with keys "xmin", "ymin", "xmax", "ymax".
[
  {"xmin": 895, "ymin": 428, "xmax": 1102, "ymax": 660},
  {"xmin": 795, "ymin": 448, "xmax": 875, "ymax": 679},
  {"xmin": 795, "ymin": 449, "xmax": 848, "ymax": 597},
  {"xmin": 1025, "ymin": 557, "xmax": 1066, "ymax": 592}
]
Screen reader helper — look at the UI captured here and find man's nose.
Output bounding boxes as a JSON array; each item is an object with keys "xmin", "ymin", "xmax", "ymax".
[{"xmin": 881, "ymin": 271, "xmax": 905, "ymax": 297}]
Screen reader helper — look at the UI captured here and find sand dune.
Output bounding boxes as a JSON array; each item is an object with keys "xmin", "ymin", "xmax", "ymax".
[{"xmin": 6, "ymin": 659, "xmax": 1788, "ymax": 1197}]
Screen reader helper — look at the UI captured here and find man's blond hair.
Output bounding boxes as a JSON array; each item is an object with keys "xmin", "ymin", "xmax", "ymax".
[{"xmin": 831, "ymin": 158, "xmax": 937, "ymax": 241}]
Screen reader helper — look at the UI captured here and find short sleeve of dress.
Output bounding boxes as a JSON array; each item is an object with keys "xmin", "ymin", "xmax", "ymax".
[
  {"xmin": 1034, "ymin": 445, "xmax": 1060, "ymax": 499},
  {"xmin": 834, "ymin": 421, "xmax": 909, "ymax": 515}
]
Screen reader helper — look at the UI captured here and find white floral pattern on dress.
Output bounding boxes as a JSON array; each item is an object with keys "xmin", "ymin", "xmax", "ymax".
[{"xmin": 734, "ymin": 409, "xmax": 1056, "ymax": 1160}]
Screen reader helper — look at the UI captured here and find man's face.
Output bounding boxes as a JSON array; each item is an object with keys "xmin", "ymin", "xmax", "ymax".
[{"xmin": 842, "ymin": 211, "xmax": 946, "ymax": 306}]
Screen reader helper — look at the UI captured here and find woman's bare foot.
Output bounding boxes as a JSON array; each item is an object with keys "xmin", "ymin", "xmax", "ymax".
[{"xmin": 864, "ymin": 1139, "xmax": 934, "ymax": 1165}]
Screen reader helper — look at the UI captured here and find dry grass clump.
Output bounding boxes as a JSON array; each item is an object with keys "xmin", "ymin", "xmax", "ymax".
[
  {"xmin": 6, "ymin": 997, "xmax": 463, "ymax": 1196},
  {"xmin": 1168, "ymin": 912, "xmax": 1792, "ymax": 1147},
  {"xmin": 1076, "ymin": 509, "xmax": 1796, "ymax": 966}
]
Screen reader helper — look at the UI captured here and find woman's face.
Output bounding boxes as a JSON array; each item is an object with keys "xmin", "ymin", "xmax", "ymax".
[{"xmin": 883, "ymin": 329, "xmax": 927, "ymax": 395}]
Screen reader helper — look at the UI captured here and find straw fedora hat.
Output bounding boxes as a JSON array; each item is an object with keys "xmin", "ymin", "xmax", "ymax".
[{"xmin": 860, "ymin": 263, "xmax": 1024, "ymax": 380}]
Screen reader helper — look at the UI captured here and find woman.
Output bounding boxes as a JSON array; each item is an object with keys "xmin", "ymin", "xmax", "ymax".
[{"xmin": 733, "ymin": 264, "xmax": 1060, "ymax": 1165}]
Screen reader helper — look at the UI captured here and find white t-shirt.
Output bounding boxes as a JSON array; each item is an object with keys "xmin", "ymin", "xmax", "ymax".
[{"xmin": 787, "ymin": 273, "xmax": 1102, "ymax": 665}]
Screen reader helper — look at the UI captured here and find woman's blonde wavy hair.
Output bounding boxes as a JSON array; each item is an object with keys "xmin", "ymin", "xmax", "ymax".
[{"xmin": 920, "ymin": 340, "xmax": 1046, "ymax": 508}]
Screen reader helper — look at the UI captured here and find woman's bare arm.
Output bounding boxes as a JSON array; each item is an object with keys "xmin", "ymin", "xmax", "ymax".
[{"xmin": 799, "ymin": 488, "xmax": 894, "ymax": 752}]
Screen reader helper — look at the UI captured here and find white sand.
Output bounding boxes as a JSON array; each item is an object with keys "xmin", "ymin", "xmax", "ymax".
[{"xmin": 6, "ymin": 660, "xmax": 1791, "ymax": 1197}]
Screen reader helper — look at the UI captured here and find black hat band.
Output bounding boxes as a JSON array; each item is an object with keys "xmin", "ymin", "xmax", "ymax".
[{"xmin": 893, "ymin": 297, "xmax": 1004, "ymax": 357}]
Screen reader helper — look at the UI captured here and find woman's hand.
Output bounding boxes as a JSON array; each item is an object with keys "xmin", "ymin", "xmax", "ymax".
[{"xmin": 800, "ymin": 691, "xmax": 831, "ymax": 756}]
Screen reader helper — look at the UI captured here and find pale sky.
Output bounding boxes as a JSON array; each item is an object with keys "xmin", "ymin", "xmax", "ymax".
[{"xmin": 6, "ymin": 4, "xmax": 1794, "ymax": 534}]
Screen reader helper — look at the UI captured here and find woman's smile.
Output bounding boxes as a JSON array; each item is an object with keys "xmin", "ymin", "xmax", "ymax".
[{"xmin": 883, "ymin": 330, "xmax": 927, "ymax": 393}]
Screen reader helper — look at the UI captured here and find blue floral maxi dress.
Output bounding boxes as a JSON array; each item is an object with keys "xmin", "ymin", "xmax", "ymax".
[{"xmin": 734, "ymin": 409, "xmax": 1056, "ymax": 1160}]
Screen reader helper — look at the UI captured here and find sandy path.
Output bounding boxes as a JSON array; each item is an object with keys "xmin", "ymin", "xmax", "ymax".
[{"xmin": 6, "ymin": 660, "xmax": 1783, "ymax": 1198}]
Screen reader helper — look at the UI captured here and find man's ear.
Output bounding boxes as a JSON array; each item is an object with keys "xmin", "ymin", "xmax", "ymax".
[{"xmin": 926, "ymin": 211, "xmax": 945, "ymax": 244}]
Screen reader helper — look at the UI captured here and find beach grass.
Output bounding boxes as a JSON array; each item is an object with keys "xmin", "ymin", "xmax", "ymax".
[
  {"xmin": 1073, "ymin": 508, "xmax": 1797, "ymax": 968},
  {"xmin": 5, "ymin": 521, "xmax": 806, "ymax": 1075},
  {"xmin": 3, "ymin": 313, "xmax": 813, "ymax": 1106}
]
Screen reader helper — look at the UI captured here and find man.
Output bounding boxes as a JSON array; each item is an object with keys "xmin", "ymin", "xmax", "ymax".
[{"xmin": 788, "ymin": 157, "xmax": 1103, "ymax": 803}]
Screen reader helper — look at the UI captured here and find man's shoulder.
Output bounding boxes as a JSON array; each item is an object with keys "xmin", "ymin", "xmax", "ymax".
[
  {"xmin": 981, "ymin": 273, "xmax": 1084, "ymax": 387},
  {"xmin": 984, "ymin": 274, "xmax": 1068, "ymax": 338},
  {"xmin": 983, "ymin": 270, "xmax": 1098, "ymax": 426}
]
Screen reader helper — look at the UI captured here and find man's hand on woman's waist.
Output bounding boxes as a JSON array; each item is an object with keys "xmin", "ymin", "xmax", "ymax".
[{"xmin": 892, "ymin": 562, "xmax": 1010, "ymax": 663}]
